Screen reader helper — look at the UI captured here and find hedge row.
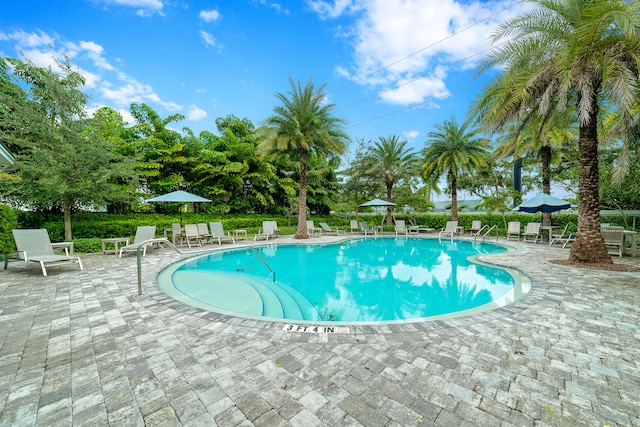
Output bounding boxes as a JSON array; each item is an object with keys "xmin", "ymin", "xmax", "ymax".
[{"xmin": 13, "ymin": 211, "xmax": 639, "ymax": 254}]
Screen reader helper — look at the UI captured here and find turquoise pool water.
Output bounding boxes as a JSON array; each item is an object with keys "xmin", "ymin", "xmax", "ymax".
[{"xmin": 157, "ymin": 237, "xmax": 530, "ymax": 324}]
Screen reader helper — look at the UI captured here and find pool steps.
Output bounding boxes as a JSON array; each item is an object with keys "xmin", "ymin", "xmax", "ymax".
[{"xmin": 171, "ymin": 270, "xmax": 320, "ymax": 320}]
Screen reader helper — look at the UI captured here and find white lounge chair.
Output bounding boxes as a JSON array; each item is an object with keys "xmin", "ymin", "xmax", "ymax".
[
  {"xmin": 522, "ymin": 222, "xmax": 541, "ymax": 243},
  {"xmin": 350, "ymin": 220, "xmax": 360, "ymax": 234},
  {"xmin": 255, "ymin": 221, "xmax": 277, "ymax": 241},
  {"xmin": 319, "ymin": 222, "xmax": 345, "ymax": 235},
  {"xmin": 209, "ymin": 222, "xmax": 235, "ymax": 245},
  {"xmin": 395, "ymin": 219, "xmax": 408, "ymax": 235},
  {"xmin": 119, "ymin": 226, "xmax": 157, "ymax": 257},
  {"xmin": 267, "ymin": 220, "xmax": 280, "ymax": 237},
  {"xmin": 306, "ymin": 220, "xmax": 322, "ymax": 237},
  {"xmin": 549, "ymin": 224, "xmax": 574, "ymax": 248},
  {"xmin": 359, "ymin": 222, "xmax": 377, "ymax": 235},
  {"xmin": 407, "ymin": 219, "xmax": 435, "ymax": 234},
  {"xmin": 183, "ymin": 224, "xmax": 201, "ymax": 247},
  {"xmin": 507, "ymin": 221, "xmax": 521, "ymax": 241},
  {"xmin": 469, "ymin": 220, "xmax": 482, "ymax": 235},
  {"xmin": 12, "ymin": 229, "xmax": 83, "ymax": 276},
  {"xmin": 439, "ymin": 221, "xmax": 458, "ymax": 239},
  {"xmin": 197, "ymin": 223, "xmax": 212, "ymax": 244}
]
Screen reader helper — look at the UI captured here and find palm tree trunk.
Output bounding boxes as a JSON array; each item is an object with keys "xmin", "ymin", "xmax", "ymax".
[
  {"xmin": 569, "ymin": 96, "xmax": 611, "ymax": 264},
  {"xmin": 295, "ymin": 150, "xmax": 309, "ymax": 239},
  {"xmin": 541, "ymin": 145, "xmax": 552, "ymax": 225},
  {"xmin": 450, "ymin": 176, "xmax": 458, "ymax": 221},
  {"xmin": 386, "ymin": 185, "xmax": 393, "ymax": 225},
  {"xmin": 64, "ymin": 198, "xmax": 72, "ymax": 241}
]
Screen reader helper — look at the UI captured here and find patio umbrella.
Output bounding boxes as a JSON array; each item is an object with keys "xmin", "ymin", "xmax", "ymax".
[
  {"xmin": 145, "ymin": 190, "xmax": 212, "ymax": 225},
  {"xmin": 515, "ymin": 194, "xmax": 571, "ymax": 214},
  {"xmin": 358, "ymin": 198, "xmax": 396, "ymax": 208},
  {"xmin": 359, "ymin": 198, "xmax": 396, "ymax": 225}
]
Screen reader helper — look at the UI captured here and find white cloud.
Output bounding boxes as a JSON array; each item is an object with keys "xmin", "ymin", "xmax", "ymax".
[
  {"xmin": 379, "ymin": 75, "xmax": 450, "ymax": 105},
  {"xmin": 97, "ymin": 0, "xmax": 164, "ymax": 16},
  {"xmin": 3, "ymin": 29, "xmax": 183, "ymax": 115},
  {"xmin": 187, "ymin": 105, "xmax": 207, "ymax": 121},
  {"xmin": 79, "ymin": 40, "xmax": 116, "ymax": 71},
  {"xmin": 314, "ymin": 0, "xmax": 527, "ymax": 107},
  {"xmin": 99, "ymin": 72, "xmax": 182, "ymax": 113},
  {"xmin": 253, "ymin": 0, "xmax": 289, "ymax": 14},
  {"xmin": 3, "ymin": 29, "xmax": 55, "ymax": 48},
  {"xmin": 403, "ymin": 130, "xmax": 419, "ymax": 140},
  {"xmin": 199, "ymin": 30, "xmax": 216, "ymax": 47},
  {"xmin": 199, "ymin": 9, "xmax": 221, "ymax": 23},
  {"xmin": 307, "ymin": 0, "xmax": 360, "ymax": 19}
]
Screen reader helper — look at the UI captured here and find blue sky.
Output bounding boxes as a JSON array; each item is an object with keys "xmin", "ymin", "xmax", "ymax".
[{"xmin": 1, "ymin": 0, "xmax": 530, "ymax": 161}]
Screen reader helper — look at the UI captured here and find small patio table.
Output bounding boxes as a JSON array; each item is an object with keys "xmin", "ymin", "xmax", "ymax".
[
  {"xmin": 540, "ymin": 225, "xmax": 559, "ymax": 243},
  {"xmin": 51, "ymin": 241, "xmax": 74, "ymax": 256},
  {"xmin": 233, "ymin": 229, "xmax": 247, "ymax": 241},
  {"xmin": 101, "ymin": 237, "xmax": 130, "ymax": 255}
]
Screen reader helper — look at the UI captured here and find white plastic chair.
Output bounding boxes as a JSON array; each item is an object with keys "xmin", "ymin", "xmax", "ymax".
[
  {"xmin": 439, "ymin": 221, "xmax": 458, "ymax": 239},
  {"xmin": 119, "ymin": 226, "xmax": 157, "ymax": 257},
  {"xmin": 507, "ymin": 221, "xmax": 521, "ymax": 241},
  {"xmin": 395, "ymin": 219, "xmax": 408, "ymax": 235}
]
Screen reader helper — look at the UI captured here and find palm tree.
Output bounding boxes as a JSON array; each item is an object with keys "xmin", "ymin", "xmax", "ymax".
[
  {"xmin": 369, "ymin": 135, "xmax": 420, "ymax": 224},
  {"xmin": 422, "ymin": 117, "xmax": 489, "ymax": 221},
  {"xmin": 260, "ymin": 77, "xmax": 349, "ymax": 239},
  {"xmin": 473, "ymin": 0, "xmax": 640, "ymax": 264},
  {"xmin": 492, "ymin": 110, "xmax": 577, "ymax": 224}
]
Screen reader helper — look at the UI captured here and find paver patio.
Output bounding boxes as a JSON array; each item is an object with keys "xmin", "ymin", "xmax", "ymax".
[{"xmin": 1, "ymin": 235, "xmax": 638, "ymax": 426}]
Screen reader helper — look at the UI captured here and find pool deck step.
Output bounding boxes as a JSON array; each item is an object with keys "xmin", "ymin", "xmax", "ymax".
[{"xmin": 168, "ymin": 270, "xmax": 321, "ymax": 321}]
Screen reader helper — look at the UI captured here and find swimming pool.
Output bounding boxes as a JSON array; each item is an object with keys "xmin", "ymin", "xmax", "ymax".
[{"xmin": 157, "ymin": 237, "xmax": 531, "ymax": 324}]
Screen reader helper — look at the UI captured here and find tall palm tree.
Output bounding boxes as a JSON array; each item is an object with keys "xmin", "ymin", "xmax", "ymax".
[
  {"xmin": 260, "ymin": 77, "xmax": 349, "ymax": 239},
  {"xmin": 473, "ymin": 0, "xmax": 640, "ymax": 264},
  {"xmin": 422, "ymin": 117, "xmax": 489, "ymax": 221},
  {"xmin": 369, "ymin": 135, "xmax": 420, "ymax": 224}
]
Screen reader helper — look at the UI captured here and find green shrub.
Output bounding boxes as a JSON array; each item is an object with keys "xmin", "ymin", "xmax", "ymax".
[{"xmin": 0, "ymin": 205, "xmax": 18, "ymax": 269}]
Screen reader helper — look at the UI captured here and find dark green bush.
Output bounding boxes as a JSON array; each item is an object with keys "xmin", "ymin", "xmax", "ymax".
[
  {"xmin": 13, "ymin": 210, "xmax": 638, "ymax": 254},
  {"xmin": 0, "ymin": 205, "xmax": 18, "ymax": 269}
]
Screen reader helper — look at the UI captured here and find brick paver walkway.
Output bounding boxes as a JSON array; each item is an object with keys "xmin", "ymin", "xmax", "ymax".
[{"xmin": 1, "ymin": 235, "xmax": 638, "ymax": 426}]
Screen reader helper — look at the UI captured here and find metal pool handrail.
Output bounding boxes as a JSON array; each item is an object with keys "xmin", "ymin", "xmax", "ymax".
[
  {"xmin": 249, "ymin": 246, "xmax": 276, "ymax": 283},
  {"xmin": 475, "ymin": 224, "xmax": 499, "ymax": 243},
  {"xmin": 135, "ymin": 238, "xmax": 277, "ymax": 296}
]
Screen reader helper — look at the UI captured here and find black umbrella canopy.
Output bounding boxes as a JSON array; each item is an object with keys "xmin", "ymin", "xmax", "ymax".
[
  {"xmin": 146, "ymin": 190, "xmax": 212, "ymax": 225},
  {"xmin": 515, "ymin": 194, "xmax": 571, "ymax": 214}
]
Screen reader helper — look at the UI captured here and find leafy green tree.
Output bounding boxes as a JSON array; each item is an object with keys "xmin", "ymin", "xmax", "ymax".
[
  {"xmin": 192, "ymin": 115, "xmax": 282, "ymax": 214},
  {"xmin": 474, "ymin": 0, "xmax": 640, "ymax": 264},
  {"xmin": 129, "ymin": 103, "xmax": 191, "ymax": 195},
  {"xmin": 339, "ymin": 138, "xmax": 383, "ymax": 215},
  {"xmin": 422, "ymin": 116, "xmax": 489, "ymax": 221},
  {"xmin": 0, "ymin": 204, "xmax": 17, "ymax": 270},
  {"xmin": 260, "ymin": 78, "xmax": 349, "ymax": 238},
  {"xmin": 305, "ymin": 152, "xmax": 342, "ymax": 215},
  {"xmin": 0, "ymin": 57, "xmax": 125, "ymax": 239},
  {"xmin": 492, "ymin": 112, "xmax": 577, "ymax": 223},
  {"xmin": 85, "ymin": 107, "xmax": 140, "ymax": 213},
  {"xmin": 598, "ymin": 134, "xmax": 640, "ymax": 225},
  {"xmin": 369, "ymin": 135, "xmax": 420, "ymax": 224}
]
